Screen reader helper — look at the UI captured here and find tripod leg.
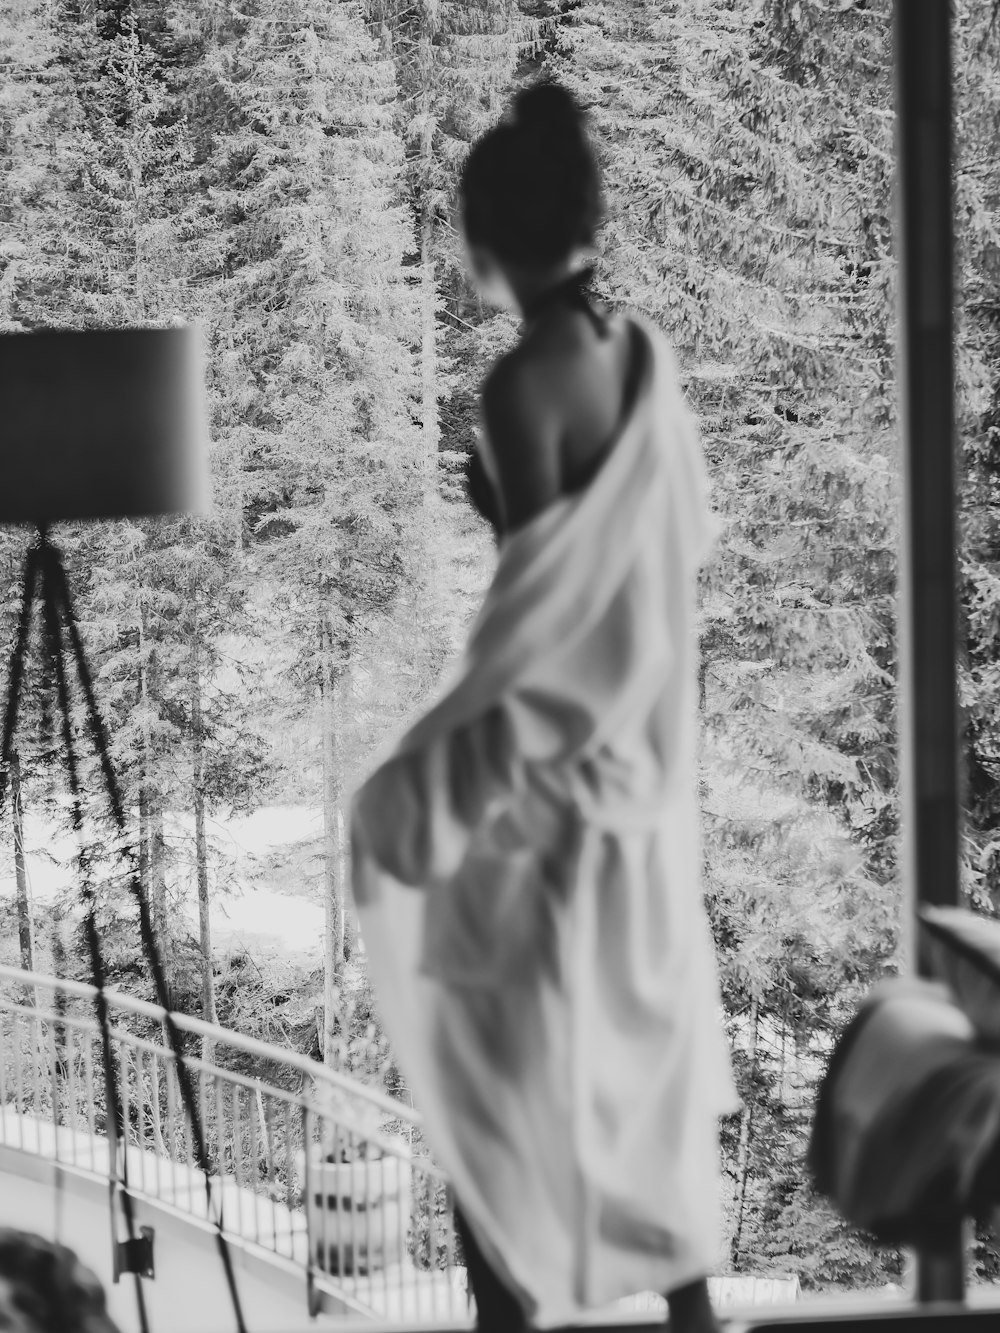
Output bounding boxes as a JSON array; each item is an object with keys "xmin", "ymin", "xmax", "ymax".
[
  {"xmin": 44, "ymin": 540, "xmax": 247, "ymax": 1332},
  {"xmin": 46, "ymin": 548, "xmax": 129, "ymax": 830},
  {"xmin": 39, "ymin": 567, "xmax": 151, "ymax": 1333},
  {"xmin": 0, "ymin": 546, "xmax": 42, "ymax": 789}
]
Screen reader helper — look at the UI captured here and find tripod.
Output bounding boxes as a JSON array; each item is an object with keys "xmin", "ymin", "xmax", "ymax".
[{"xmin": 0, "ymin": 528, "xmax": 246, "ymax": 1333}]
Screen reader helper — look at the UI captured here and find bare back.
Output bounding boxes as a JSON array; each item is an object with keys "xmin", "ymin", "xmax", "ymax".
[{"xmin": 480, "ymin": 305, "xmax": 644, "ymax": 534}]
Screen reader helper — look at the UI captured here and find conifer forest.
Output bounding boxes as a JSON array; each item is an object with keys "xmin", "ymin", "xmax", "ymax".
[{"xmin": 2, "ymin": 0, "xmax": 1000, "ymax": 1298}]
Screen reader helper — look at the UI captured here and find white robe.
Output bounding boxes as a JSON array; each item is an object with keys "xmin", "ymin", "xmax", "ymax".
[{"xmin": 349, "ymin": 315, "xmax": 739, "ymax": 1326}]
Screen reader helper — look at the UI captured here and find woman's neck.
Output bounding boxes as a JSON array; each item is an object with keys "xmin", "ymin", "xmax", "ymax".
[
  {"xmin": 520, "ymin": 265, "xmax": 608, "ymax": 340},
  {"xmin": 503, "ymin": 259, "xmax": 580, "ymax": 320},
  {"xmin": 521, "ymin": 266, "xmax": 596, "ymax": 319}
]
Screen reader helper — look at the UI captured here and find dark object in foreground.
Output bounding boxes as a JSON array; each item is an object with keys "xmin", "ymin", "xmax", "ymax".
[
  {"xmin": 0, "ymin": 1229, "xmax": 121, "ymax": 1333},
  {"xmin": 809, "ymin": 940, "xmax": 1000, "ymax": 1253},
  {"xmin": 919, "ymin": 906, "xmax": 1000, "ymax": 1045}
]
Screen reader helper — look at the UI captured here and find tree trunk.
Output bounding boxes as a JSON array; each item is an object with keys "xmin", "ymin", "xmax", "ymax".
[
  {"xmin": 420, "ymin": 214, "xmax": 438, "ymax": 478},
  {"xmin": 338, "ymin": 806, "xmax": 358, "ymax": 962},
  {"xmin": 191, "ymin": 631, "xmax": 216, "ymax": 1060},
  {"xmin": 149, "ymin": 798, "xmax": 168, "ymax": 952},
  {"xmin": 195, "ymin": 788, "xmax": 213, "ymax": 1024},
  {"xmin": 730, "ymin": 993, "xmax": 760, "ymax": 1268},
  {"xmin": 10, "ymin": 751, "xmax": 34, "ymax": 974},
  {"xmin": 138, "ymin": 781, "xmax": 149, "ymax": 911},
  {"xmin": 320, "ymin": 622, "xmax": 344, "ymax": 1067},
  {"xmin": 779, "ymin": 1016, "xmax": 787, "ymax": 1103},
  {"xmin": 142, "ymin": 642, "xmax": 170, "ymax": 975}
]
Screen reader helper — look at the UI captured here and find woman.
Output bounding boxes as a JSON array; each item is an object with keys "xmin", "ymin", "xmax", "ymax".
[{"xmin": 350, "ymin": 82, "xmax": 738, "ymax": 1333}]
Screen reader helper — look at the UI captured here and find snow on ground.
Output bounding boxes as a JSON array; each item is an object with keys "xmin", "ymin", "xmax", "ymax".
[
  {"xmin": 206, "ymin": 885, "xmax": 327, "ymax": 963},
  {"xmin": 204, "ymin": 805, "xmax": 322, "ymax": 860},
  {"xmin": 0, "ymin": 806, "xmax": 328, "ymax": 966}
]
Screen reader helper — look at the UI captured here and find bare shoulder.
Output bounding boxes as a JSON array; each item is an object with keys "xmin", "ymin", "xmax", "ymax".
[
  {"xmin": 480, "ymin": 348, "xmax": 561, "ymax": 533},
  {"xmin": 482, "ymin": 344, "xmax": 548, "ymax": 417}
]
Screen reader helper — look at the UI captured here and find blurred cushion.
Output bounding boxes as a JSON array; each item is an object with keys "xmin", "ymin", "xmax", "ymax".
[
  {"xmin": 809, "ymin": 976, "xmax": 1000, "ymax": 1252},
  {"xmin": 0, "ymin": 1229, "xmax": 121, "ymax": 1333},
  {"xmin": 920, "ymin": 905, "xmax": 1000, "ymax": 1046}
]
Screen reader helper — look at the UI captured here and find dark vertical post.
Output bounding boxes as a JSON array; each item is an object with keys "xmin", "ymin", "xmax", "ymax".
[{"xmin": 894, "ymin": 0, "xmax": 963, "ymax": 1304}]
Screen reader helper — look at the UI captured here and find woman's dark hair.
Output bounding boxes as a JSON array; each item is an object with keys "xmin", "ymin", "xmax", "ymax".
[{"xmin": 460, "ymin": 82, "xmax": 604, "ymax": 265}]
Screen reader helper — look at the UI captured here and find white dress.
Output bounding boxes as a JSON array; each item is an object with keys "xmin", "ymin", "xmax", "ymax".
[{"xmin": 349, "ymin": 315, "xmax": 739, "ymax": 1327}]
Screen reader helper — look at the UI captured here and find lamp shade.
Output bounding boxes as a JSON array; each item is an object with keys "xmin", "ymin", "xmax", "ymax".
[{"xmin": 0, "ymin": 325, "xmax": 211, "ymax": 523}]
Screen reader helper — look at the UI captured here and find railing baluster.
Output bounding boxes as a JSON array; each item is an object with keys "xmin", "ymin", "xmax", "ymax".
[
  {"xmin": 380, "ymin": 1148, "xmax": 390, "ymax": 1315},
  {"xmin": 145, "ymin": 1049, "xmax": 159, "ymax": 1201},
  {"xmin": 120, "ymin": 1038, "xmax": 131, "ymax": 1176},
  {"xmin": 249, "ymin": 1082, "xmax": 261, "ymax": 1248},
  {"xmin": 213, "ymin": 1073, "xmax": 227, "ymax": 1235},
  {"xmin": 12, "ymin": 1010, "xmax": 25, "ymax": 1150},
  {"xmin": 265, "ymin": 1094, "xmax": 278, "ymax": 1252},
  {"xmin": 330, "ymin": 1119, "xmax": 344, "ymax": 1295},
  {"xmin": 21, "ymin": 1007, "xmax": 31, "ymax": 1128},
  {"xmin": 199, "ymin": 1064, "xmax": 211, "ymax": 1192},
  {"xmin": 44, "ymin": 1009, "xmax": 59, "ymax": 1166},
  {"xmin": 284, "ymin": 1098, "xmax": 295, "ymax": 1260},
  {"xmin": 183, "ymin": 1064, "xmax": 196, "ymax": 1219},
  {"xmin": 232, "ymin": 1083, "xmax": 245, "ymax": 1240},
  {"xmin": 157, "ymin": 1049, "xmax": 169, "ymax": 1201},
  {"xmin": 303, "ymin": 1105, "xmax": 316, "ymax": 1316},
  {"xmin": 65, "ymin": 1022, "xmax": 78, "ymax": 1166},
  {"xmin": 134, "ymin": 1041, "xmax": 147, "ymax": 1198},
  {"xmin": 83, "ymin": 1030, "xmax": 96, "ymax": 1173},
  {"xmin": 360, "ymin": 1130, "xmax": 372, "ymax": 1308},
  {"xmin": 28, "ymin": 1009, "xmax": 39, "ymax": 1121},
  {"xmin": 0, "ymin": 1010, "xmax": 8, "ymax": 1145},
  {"xmin": 215, "ymin": 1075, "xmax": 226, "ymax": 1191},
  {"xmin": 337, "ymin": 1121, "xmax": 346, "ymax": 1295},
  {"xmin": 122, "ymin": 1037, "xmax": 134, "ymax": 1193},
  {"xmin": 166, "ymin": 1047, "xmax": 179, "ymax": 1208}
]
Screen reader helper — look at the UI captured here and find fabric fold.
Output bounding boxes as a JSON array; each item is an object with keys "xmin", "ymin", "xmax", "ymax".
[{"xmin": 349, "ymin": 315, "xmax": 737, "ymax": 1326}]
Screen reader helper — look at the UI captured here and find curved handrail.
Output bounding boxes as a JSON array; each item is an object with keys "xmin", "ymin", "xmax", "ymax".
[
  {"xmin": 0, "ymin": 966, "xmax": 469, "ymax": 1325},
  {"xmin": 0, "ymin": 962, "xmax": 419, "ymax": 1125}
]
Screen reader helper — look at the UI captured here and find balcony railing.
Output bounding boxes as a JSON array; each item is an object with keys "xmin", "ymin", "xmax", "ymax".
[
  {"xmin": 0, "ymin": 962, "xmax": 471, "ymax": 1324},
  {"xmin": 7, "ymin": 961, "xmax": 1000, "ymax": 1333}
]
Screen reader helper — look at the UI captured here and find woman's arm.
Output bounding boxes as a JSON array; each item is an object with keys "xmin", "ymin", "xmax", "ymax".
[
  {"xmin": 351, "ymin": 705, "xmax": 519, "ymax": 896},
  {"xmin": 464, "ymin": 448, "xmax": 502, "ymax": 539},
  {"xmin": 480, "ymin": 357, "xmax": 562, "ymax": 533}
]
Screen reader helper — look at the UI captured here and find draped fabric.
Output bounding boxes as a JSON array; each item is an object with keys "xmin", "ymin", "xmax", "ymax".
[{"xmin": 349, "ymin": 316, "xmax": 739, "ymax": 1326}]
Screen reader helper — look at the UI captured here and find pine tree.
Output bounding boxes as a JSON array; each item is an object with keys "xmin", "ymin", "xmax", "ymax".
[
  {"xmin": 184, "ymin": 0, "xmax": 438, "ymax": 1061},
  {"xmin": 0, "ymin": 0, "xmax": 272, "ymax": 1004},
  {"xmin": 366, "ymin": 0, "xmax": 537, "ymax": 678},
  {"xmin": 953, "ymin": 7, "xmax": 1000, "ymax": 913}
]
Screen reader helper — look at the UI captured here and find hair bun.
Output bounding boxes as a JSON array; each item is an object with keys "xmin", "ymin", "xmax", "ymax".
[
  {"xmin": 460, "ymin": 78, "xmax": 603, "ymax": 264},
  {"xmin": 512, "ymin": 82, "xmax": 583, "ymax": 137}
]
